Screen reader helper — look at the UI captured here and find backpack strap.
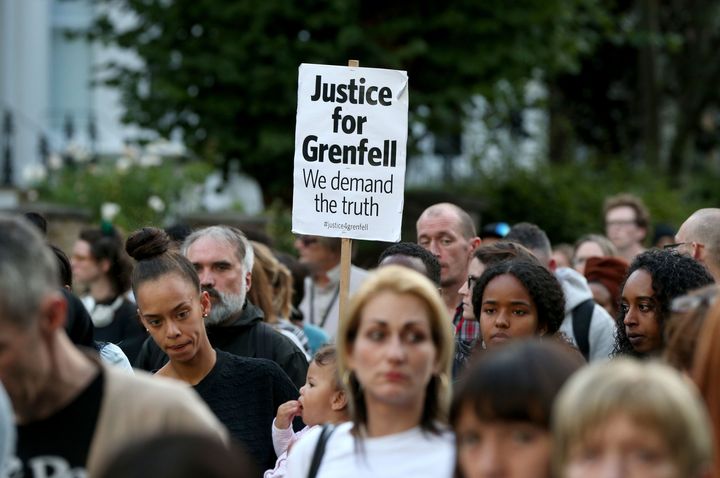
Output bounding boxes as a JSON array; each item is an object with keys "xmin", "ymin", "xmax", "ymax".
[
  {"xmin": 307, "ymin": 424, "xmax": 336, "ymax": 478},
  {"xmin": 572, "ymin": 299, "xmax": 595, "ymax": 360}
]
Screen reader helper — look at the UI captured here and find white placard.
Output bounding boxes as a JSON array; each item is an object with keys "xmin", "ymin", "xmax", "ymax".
[{"xmin": 291, "ymin": 63, "xmax": 409, "ymax": 242}]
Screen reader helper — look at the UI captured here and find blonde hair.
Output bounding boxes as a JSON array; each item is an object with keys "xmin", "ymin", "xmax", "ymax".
[
  {"xmin": 553, "ymin": 359, "xmax": 712, "ymax": 477},
  {"xmin": 251, "ymin": 241, "xmax": 293, "ymax": 319},
  {"xmin": 336, "ymin": 265, "xmax": 454, "ymax": 433}
]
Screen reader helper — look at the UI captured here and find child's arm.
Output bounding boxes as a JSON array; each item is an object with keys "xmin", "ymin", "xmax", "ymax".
[{"xmin": 273, "ymin": 400, "xmax": 302, "ymax": 456}]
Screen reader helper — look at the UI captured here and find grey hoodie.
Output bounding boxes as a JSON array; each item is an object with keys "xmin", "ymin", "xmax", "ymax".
[{"xmin": 555, "ymin": 267, "xmax": 617, "ymax": 361}]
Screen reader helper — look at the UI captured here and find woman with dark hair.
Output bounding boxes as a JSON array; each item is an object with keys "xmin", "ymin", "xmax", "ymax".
[
  {"xmin": 471, "ymin": 259, "xmax": 566, "ymax": 349},
  {"xmin": 125, "ymin": 227, "xmax": 299, "ymax": 471},
  {"xmin": 287, "ymin": 266, "xmax": 455, "ymax": 477},
  {"xmin": 71, "ymin": 226, "xmax": 145, "ymax": 362},
  {"xmin": 614, "ymin": 248, "xmax": 714, "ymax": 358},
  {"xmin": 451, "ymin": 339, "xmax": 584, "ymax": 478}
]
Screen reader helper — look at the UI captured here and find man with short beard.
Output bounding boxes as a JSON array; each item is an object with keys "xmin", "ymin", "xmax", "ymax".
[{"xmin": 134, "ymin": 226, "xmax": 308, "ymax": 388}]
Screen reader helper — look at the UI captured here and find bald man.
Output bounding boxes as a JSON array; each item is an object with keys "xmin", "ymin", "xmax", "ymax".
[
  {"xmin": 416, "ymin": 203, "xmax": 481, "ymax": 376},
  {"xmin": 416, "ymin": 203, "xmax": 481, "ymax": 315},
  {"xmin": 675, "ymin": 208, "xmax": 720, "ymax": 281}
]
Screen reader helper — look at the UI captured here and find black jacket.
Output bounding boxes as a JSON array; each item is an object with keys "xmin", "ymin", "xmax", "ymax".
[{"xmin": 134, "ymin": 301, "xmax": 309, "ymax": 388}]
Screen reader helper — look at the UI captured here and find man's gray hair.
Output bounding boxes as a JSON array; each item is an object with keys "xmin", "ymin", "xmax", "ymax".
[
  {"xmin": 182, "ymin": 225, "xmax": 253, "ymax": 273},
  {"xmin": 0, "ymin": 215, "xmax": 59, "ymax": 326}
]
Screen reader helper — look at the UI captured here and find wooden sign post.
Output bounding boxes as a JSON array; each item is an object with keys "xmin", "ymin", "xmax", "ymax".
[{"xmin": 338, "ymin": 59, "xmax": 359, "ymax": 324}]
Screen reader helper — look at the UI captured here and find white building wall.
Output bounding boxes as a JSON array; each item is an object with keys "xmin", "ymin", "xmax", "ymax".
[
  {"xmin": 0, "ymin": 0, "xmax": 51, "ymax": 186},
  {"xmin": 0, "ymin": 0, "xmax": 141, "ymax": 187}
]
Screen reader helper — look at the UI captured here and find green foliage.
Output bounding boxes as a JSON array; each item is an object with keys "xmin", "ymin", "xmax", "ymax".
[
  {"xmin": 85, "ymin": 0, "xmax": 603, "ymax": 200},
  {"xmin": 33, "ymin": 159, "xmax": 213, "ymax": 232},
  {"xmin": 443, "ymin": 160, "xmax": 709, "ymax": 244}
]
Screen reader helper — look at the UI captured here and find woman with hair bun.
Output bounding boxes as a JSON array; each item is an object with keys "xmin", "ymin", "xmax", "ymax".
[{"xmin": 125, "ymin": 227, "xmax": 299, "ymax": 471}]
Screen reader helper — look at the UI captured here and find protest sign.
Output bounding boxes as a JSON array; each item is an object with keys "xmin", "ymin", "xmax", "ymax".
[{"xmin": 292, "ymin": 63, "xmax": 409, "ymax": 242}]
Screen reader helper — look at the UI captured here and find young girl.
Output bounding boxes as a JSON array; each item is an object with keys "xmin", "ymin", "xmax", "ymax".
[
  {"xmin": 265, "ymin": 345, "xmax": 348, "ymax": 478},
  {"xmin": 471, "ymin": 259, "xmax": 566, "ymax": 350}
]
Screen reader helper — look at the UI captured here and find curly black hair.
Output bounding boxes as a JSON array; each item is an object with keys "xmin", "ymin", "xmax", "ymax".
[
  {"xmin": 613, "ymin": 248, "xmax": 714, "ymax": 357},
  {"xmin": 471, "ymin": 259, "xmax": 566, "ymax": 338}
]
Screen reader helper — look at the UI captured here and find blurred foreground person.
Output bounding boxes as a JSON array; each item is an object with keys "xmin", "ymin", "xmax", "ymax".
[
  {"xmin": 451, "ymin": 339, "xmax": 583, "ymax": 478},
  {"xmin": 553, "ymin": 359, "xmax": 712, "ymax": 478},
  {"xmin": 98, "ymin": 433, "xmax": 259, "ymax": 478},
  {"xmin": 0, "ymin": 383, "xmax": 14, "ymax": 475},
  {"xmin": 0, "ymin": 215, "xmax": 226, "ymax": 477},
  {"xmin": 664, "ymin": 284, "xmax": 717, "ymax": 372},
  {"xmin": 614, "ymin": 249, "xmax": 713, "ymax": 358},
  {"xmin": 692, "ymin": 293, "xmax": 720, "ymax": 478},
  {"xmin": 126, "ymin": 227, "xmax": 298, "ymax": 470},
  {"xmin": 287, "ymin": 266, "xmax": 455, "ymax": 477}
]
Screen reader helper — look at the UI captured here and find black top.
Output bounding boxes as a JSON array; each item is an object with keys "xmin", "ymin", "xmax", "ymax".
[
  {"xmin": 14, "ymin": 371, "xmax": 104, "ymax": 477},
  {"xmin": 194, "ymin": 350, "xmax": 299, "ymax": 470},
  {"xmin": 134, "ymin": 301, "xmax": 309, "ymax": 388}
]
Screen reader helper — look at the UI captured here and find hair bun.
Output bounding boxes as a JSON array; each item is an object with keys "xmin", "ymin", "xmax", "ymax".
[{"xmin": 125, "ymin": 227, "xmax": 171, "ymax": 261}]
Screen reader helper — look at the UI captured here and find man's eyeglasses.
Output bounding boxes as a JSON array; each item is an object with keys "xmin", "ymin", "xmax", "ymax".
[
  {"xmin": 467, "ymin": 275, "xmax": 480, "ymax": 290},
  {"xmin": 663, "ymin": 242, "xmax": 687, "ymax": 251}
]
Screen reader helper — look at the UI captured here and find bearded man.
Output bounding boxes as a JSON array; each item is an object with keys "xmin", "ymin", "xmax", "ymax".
[{"xmin": 134, "ymin": 226, "xmax": 308, "ymax": 387}]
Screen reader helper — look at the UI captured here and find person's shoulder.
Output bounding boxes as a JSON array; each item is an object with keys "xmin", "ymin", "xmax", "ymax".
[{"xmin": 105, "ymin": 363, "xmax": 182, "ymax": 392}]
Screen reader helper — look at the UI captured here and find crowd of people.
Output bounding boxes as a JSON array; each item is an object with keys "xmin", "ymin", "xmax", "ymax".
[{"xmin": 1, "ymin": 192, "xmax": 720, "ymax": 478}]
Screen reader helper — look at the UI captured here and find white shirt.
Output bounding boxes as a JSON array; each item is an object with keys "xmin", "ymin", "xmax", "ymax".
[{"xmin": 286, "ymin": 422, "xmax": 455, "ymax": 478}]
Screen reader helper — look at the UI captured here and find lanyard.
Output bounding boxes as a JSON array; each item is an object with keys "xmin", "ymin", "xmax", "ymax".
[{"xmin": 309, "ymin": 282, "xmax": 340, "ymax": 329}]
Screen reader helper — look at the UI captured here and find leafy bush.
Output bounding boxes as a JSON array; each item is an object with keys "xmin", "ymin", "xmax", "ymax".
[
  {"xmin": 449, "ymin": 159, "xmax": 710, "ymax": 244},
  {"xmin": 31, "ymin": 157, "xmax": 213, "ymax": 232}
]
